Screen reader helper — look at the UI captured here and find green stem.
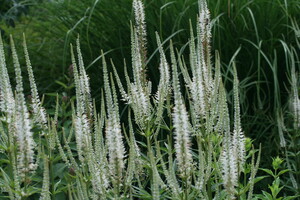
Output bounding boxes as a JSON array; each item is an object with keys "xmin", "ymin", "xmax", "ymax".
[
  {"xmin": 184, "ymin": 176, "xmax": 188, "ymax": 200},
  {"xmin": 49, "ymin": 151, "xmax": 55, "ymax": 200},
  {"xmin": 207, "ymin": 178, "xmax": 212, "ymax": 200}
]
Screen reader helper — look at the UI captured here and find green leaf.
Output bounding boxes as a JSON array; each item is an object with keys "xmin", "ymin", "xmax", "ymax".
[
  {"xmin": 262, "ymin": 191, "xmax": 273, "ymax": 200},
  {"xmin": 260, "ymin": 168, "xmax": 275, "ymax": 177},
  {"xmin": 54, "ymin": 179, "xmax": 62, "ymax": 192},
  {"xmin": 277, "ymin": 169, "xmax": 290, "ymax": 176},
  {"xmin": 45, "ymin": 93, "xmax": 60, "ymax": 97},
  {"xmin": 53, "ymin": 163, "xmax": 67, "ymax": 179},
  {"xmin": 239, "ymin": 176, "xmax": 268, "ymax": 194},
  {"xmin": 55, "ymin": 80, "xmax": 69, "ymax": 89},
  {"xmin": 268, "ymin": 178, "xmax": 284, "ymax": 198},
  {"xmin": 283, "ymin": 196, "xmax": 300, "ymax": 200}
]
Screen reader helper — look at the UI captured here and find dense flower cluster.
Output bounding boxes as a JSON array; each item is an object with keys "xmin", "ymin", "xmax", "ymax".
[{"xmin": 0, "ymin": 0, "xmax": 268, "ymax": 199}]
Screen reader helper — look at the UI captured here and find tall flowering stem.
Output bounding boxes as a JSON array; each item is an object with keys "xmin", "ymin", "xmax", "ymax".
[
  {"xmin": 10, "ymin": 36, "xmax": 36, "ymax": 179},
  {"xmin": 220, "ymin": 64, "xmax": 246, "ymax": 199},
  {"xmin": 113, "ymin": 0, "xmax": 151, "ymax": 129},
  {"xmin": 133, "ymin": 0, "xmax": 147, "ymax": 68},
  {"xmin": 171, "ymin": 43, "xmax": 193, "ymax": 179},
  {"xmin": 23, "ymin": 34, "xmax": 48, "ymax": 139},
  {"xmin": 70, "ymin": 38, "xmax": 93, "ymax": 164},
  {"xmin": 0, "ymin": 34, "xmax": 15, "ymax": 121},
  {"xmin": 232, "ymin": 64, "xmax": 246, "ymax": 171},
  {"xmin": 102, "ymin": 52, "xmax": 125, "ymax": 184},
  {"xmin": 291, "ymin": 63, "xmax": 300, "ymax": 128}
]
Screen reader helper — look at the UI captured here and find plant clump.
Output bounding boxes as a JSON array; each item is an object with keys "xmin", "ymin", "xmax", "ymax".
[{"xmin": 0, "ymin": 0, "xmax": 298, "ymax": 199}]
